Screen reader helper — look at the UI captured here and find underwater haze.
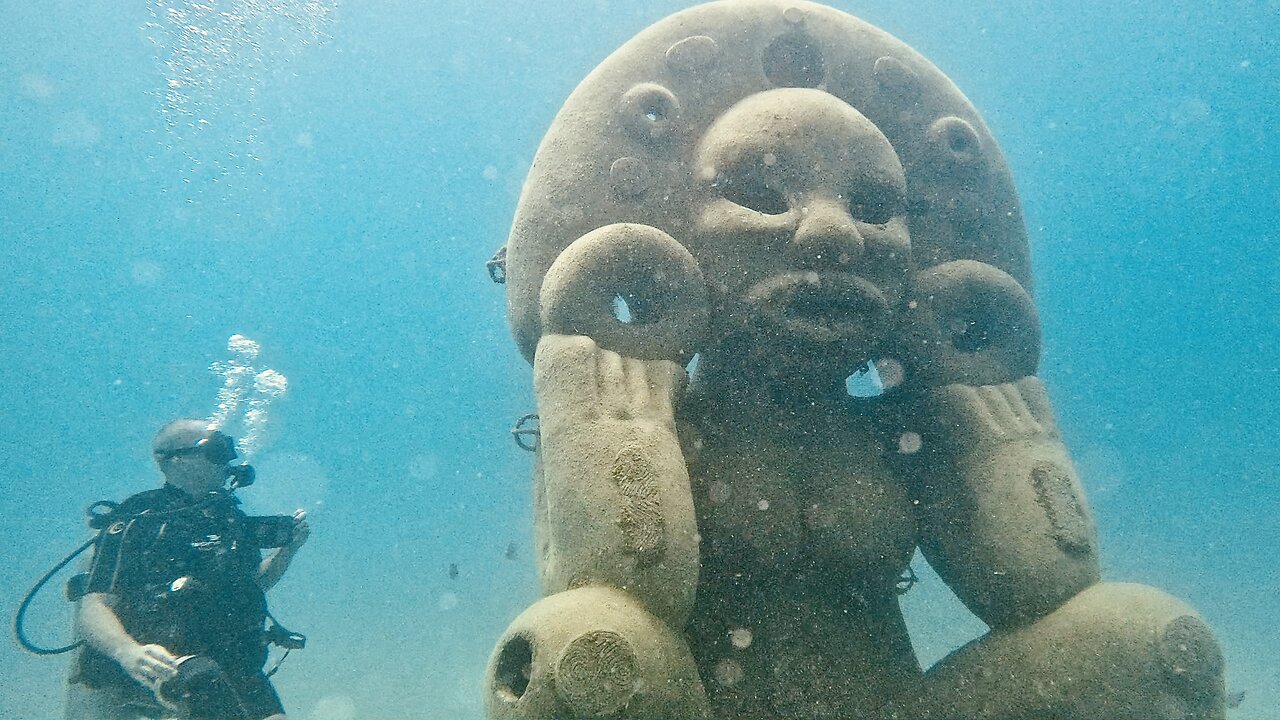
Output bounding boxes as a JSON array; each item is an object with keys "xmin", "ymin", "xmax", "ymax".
[{"xmin": 1, "ymin": 1, "xmax": 1277, "ymax": 719}]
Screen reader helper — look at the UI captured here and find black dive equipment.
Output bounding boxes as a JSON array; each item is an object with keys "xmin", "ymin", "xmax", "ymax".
[
  {"xmin": 157, "ymin": 655, "xmax": 252, "ymax": 720},
  {"xmin": 227, "ymin": 463, "xmax": 255, "ymax": 488},
  {"xmin": 244, "ymin": 514, "xmax": 295, "ymax": 549},
  {"xmin": 155, "ymin": 429, "xmax": 239, "ymax": 466},
  {"xmin": 14, "ymin": 464, "xmax": 304, "ymax": 658}
]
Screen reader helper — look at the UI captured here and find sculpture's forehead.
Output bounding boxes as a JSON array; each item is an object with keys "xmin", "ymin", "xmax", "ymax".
[
  {"xmin": 504, "ymin": 0, "xmax": 1031, "ymax": 361},
  {"xmin": 695, "ymin": 88, "xmax": 904, "ymax": 187}
]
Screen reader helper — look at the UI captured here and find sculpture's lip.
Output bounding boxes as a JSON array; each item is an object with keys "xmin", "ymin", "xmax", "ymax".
[{"xmin": 745, "ymin": 272, "xmax": 889, "ymax": 346}]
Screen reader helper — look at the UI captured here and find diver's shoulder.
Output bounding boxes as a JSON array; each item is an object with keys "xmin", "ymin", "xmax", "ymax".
[{"xmin": 114, "ymin": 485, "xmax": 181, "ymax": 513}]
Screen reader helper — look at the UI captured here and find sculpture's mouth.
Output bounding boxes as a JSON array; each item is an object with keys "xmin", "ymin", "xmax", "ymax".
[{"xmin": 746, "ymin": 272, "xmax": 889, "ymax": 347}]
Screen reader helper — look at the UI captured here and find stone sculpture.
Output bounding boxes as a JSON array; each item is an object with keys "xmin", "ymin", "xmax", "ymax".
[{"xmin": 484, "ymin": 1, "xmax": 1226, "ymax": 718}]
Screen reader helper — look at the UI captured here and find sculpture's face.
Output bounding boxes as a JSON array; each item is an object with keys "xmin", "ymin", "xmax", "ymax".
[{"xmin": 692, "ymin": 88, "xmax": 910, "ymax": 372}]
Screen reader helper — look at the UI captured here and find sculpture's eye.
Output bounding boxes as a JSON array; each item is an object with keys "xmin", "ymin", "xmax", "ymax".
[
  {"xmin": 847, "ymin": 186, "xmax": 904, "ymax": 225},
  {"xmin": 720, "ymin": 175, "xmax": 789, "ymax": 216}
]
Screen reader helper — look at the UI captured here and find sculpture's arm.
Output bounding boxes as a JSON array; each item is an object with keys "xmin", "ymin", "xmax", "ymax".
[
  {"xmin": 488, "ymin": 340, "xmax": 708, "ymax": 720},
  {"xmin": 485, "ymin": 225, "xmax": 712, "ymax": 720},
  {"xmin": 890, "ymin": 379, "xmax": 1227, "ymax": 719},
  {"xmin": 907, "ymin": 377, "xmax": 1100, "ymax": 629},
  {"xmin": 892, "ymin": 259, "xmax": 1100, "ymax": 628},
  {"xmin": 533, "ymin": 332, "xmax": 700, "ymax": 627}
]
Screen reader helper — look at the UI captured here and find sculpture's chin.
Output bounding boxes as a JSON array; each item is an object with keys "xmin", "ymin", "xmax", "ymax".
[{"xmin": 745, "ymin": 272, "xmax": 890, "ymax": 360}]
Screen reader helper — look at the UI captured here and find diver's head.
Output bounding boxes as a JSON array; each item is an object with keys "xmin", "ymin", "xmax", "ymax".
[{"xmin": 152, "ymin": 419, "xmax": 238, "ymax": 495}]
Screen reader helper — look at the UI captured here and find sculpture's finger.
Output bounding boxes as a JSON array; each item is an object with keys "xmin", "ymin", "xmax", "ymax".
[
  {"xmin": 976, "ymin": 385, "xmax": 1020, "ymax": 437},
  {"xmin": 595, "ymin": 345, "xmax": 631, "ymax": 412},
  {"xmin": 535, "ymin": 334, "xmax": 604, "ymax": 417},
  {"xmin": 643, "ymin": 360, "xmax": 684, "ymax": 422},
  {"xmin": 999, "ymin": 382, "xmax": 1043, "ymax": 436}
]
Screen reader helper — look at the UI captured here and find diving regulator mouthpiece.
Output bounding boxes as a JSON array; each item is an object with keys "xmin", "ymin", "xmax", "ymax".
[{"xmin": 227, "ymin": 464, "xmax": 255, "ymax": 489}]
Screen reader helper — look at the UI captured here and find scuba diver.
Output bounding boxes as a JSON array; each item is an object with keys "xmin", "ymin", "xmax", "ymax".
[{"xmin": 61, "ymin": 419, "xmax": 310, "ymax": 720}]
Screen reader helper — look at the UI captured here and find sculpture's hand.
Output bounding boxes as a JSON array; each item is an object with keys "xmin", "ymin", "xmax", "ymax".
[
  {"xmin": 533, "ymin": 333, "xmax": 698, "ymax": 627},
  {"xmin": 929, "ymin": 378, "xmax": 1057, "ymax": 449},
  {"xmin": 911, "ymin": 377, "xmax": 1100, "ymax": 628},
  {"xmin": 536, "ymin": 333, "xmax": 684, "ymax": 438}
]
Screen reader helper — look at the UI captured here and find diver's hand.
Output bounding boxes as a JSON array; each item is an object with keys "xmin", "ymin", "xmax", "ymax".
[
  {"xmin": 287, "ymin": 509, "xmax": 310, "ymax": 550},
  {"xmin": 117, "ymin": 642, "xmax": 179, "ymax": 688}
]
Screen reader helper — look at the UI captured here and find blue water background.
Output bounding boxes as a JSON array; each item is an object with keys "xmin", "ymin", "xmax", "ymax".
[{"xmin": 2, "ymin": 1, "xmax": 1276, "ymax": 718}]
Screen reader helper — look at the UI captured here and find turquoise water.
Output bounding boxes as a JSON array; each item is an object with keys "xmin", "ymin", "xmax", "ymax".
[{"xmin": 1, "ymin": 1, "xmax": 1276, "ymax": 718}]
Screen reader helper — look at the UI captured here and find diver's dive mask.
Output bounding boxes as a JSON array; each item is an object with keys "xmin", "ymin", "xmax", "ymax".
[
  {"xmin": 156, "ymin": 430, "xmax": 238, "ymax": 465},
  {"xmin": 156, "ymin": 430, "xmax": 254, "ymax": 487}
]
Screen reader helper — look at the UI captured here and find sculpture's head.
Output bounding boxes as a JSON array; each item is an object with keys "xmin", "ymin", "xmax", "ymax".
[
  {"xmin": 691, "ymin": 87, "xmax": 909, "ymax": 374},
  {"xmin": 501, "ymin": 0, "xmax": 1041, "ymax": 391}
]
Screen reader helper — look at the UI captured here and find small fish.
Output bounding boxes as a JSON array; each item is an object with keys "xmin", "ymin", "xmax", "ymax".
[
  {"xmin": 1225, "ymin": 689, "xmax": 1245, "ymax": 709},
  {"xmin": 447, "ymin": 562, "xmax": 459, "ymax": 580},
  {"xmin": 504, "ymin": 541, "xmax": 518, "ymax": 560}
]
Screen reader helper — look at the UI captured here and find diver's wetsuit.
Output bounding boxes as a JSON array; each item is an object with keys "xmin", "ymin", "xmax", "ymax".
[{"xmin": 70, "ymin": 485, "xmax": 284, "ymax": 720}]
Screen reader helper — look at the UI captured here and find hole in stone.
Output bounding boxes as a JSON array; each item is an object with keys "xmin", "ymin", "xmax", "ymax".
[
  {"xmin": 762, "ymin": 35, "xmax": 824, "ymax": 88},
  {"xmin": 721, "ymin": 175, "xmax": 788, "ymax": 215},
  {"xmin": 612, "ymin": 294, "xmax": 634, "ymax": 323},
  {"xmin": 611, "ymin": 292, "xmax": 658, "ymax": 325},
  {"xmin": 846, "ymin": 360, "xmax": 885, "ymax": 398},
  {"xmin": 948, "ymin": 126, "xmax": 975, "ymax": 155},
  {"xmin": 494, "ymin": 635, "xmax": 534, "ymax": 702},
  {"xmin": 620, "ymin": 84, "xmax": 679, "ymax": 141}
]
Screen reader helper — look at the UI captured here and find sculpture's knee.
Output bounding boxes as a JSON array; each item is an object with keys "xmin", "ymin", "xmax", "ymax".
[
  {"xmin": 1156, "ymin": 613, "xmax": 1225, "ymax": 711},
  {"xmin": 487, "ymin": 587, "xmax": 710, "ymax": 720},
  {"xmin": 911, "ymin": 582, "xmax": 1225, "ymax": 720}
]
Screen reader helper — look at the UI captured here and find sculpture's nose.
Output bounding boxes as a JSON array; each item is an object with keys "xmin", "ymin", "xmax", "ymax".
[{"xmin": 790, "ymin": 197, "xmax": 864, "ymax": 269}]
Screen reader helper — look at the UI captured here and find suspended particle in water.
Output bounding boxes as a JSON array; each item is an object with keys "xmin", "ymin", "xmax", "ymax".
[
  {"xmin": 874, "ymin": 357, "xmax": 905, "ymax": 390},
  {"xmin": 311, "ymin": 694, "xmax": 357, "ymax": 720},
  {"xmin": 707, "ymin": 480, "xmax": 729, "ymax": 506},
  {"xmin": 757, "ymin": 499, "xmax": 770, "ymax": 511},
  {"xmin": 729, "ymin": 628, "xmax": 753, "ymax": 650},
  {"xmin": 714, "ymin": 658, "xmax": 744, "ymax": 687},
  {"xmin": 898, "ymin": 432, "xmax": 922, "ymax": 455}
]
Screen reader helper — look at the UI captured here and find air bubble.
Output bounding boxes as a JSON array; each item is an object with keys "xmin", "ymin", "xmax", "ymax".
[
  {"xmin": 147, "ymin": 0, "xmax": 335, "ymax": 191},
  {"xmin": 875, "ymin": 357, "xmax": 905, "ymax": 390},
  {"xmin": 209, "ymin": 334, "xmax": 288, "ymax": 459}
]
